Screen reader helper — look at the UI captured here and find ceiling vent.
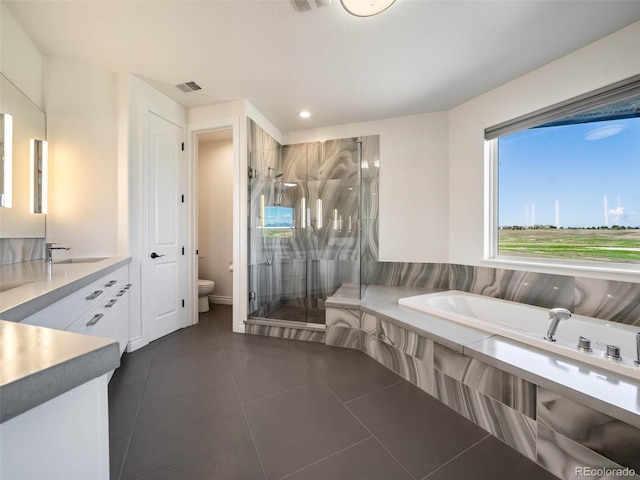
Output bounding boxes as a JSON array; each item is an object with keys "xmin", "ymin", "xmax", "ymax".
[{"xmin": 175, "ymin": 81, "xmax": 202, "ymax": 93}]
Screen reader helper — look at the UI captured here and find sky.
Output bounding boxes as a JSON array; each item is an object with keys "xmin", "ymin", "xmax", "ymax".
[{"xmin": 498, "ymin": 117, "xmax": 640, "ymax": 228}]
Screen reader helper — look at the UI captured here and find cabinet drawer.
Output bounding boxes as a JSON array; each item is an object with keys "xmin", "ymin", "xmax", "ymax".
[
  {"xmin": 67, "ymin": 285, "xmax": 131, "ymax": 355},
  {"xmin": 22, "ymin": 266, "xmax": 128, "ymax": 330}
]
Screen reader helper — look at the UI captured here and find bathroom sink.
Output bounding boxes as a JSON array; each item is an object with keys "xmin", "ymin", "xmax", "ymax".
[
  {"xmin": 54, "ymin": 257, "xmax": 108, "ymax": 264},
  {"xmin": 0, "ymin": 281, "xmax": 34, "ymax": 293}
]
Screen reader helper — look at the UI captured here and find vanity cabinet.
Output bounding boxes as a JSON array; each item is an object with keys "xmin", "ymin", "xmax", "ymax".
[{"xmin": 22, "ymin": 265, "xmax": 131, "ymax": 357}]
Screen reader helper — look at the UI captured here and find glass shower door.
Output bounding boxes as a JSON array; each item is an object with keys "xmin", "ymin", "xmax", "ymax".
[{"xmin": 247, "ymin": 118, "xmax": 365, "ymax": 326}]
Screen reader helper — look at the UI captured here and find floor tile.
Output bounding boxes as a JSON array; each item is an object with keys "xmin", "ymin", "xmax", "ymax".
[
  {"xmin": 109, "ymin": 438, "xmax": 129, "ymax": 480},
  {"xmin": 425, "ymin": 435, "xmax": 558, "ymax": 480},
  {"xmin": 209, "ymin": 305, "xmax": 234, "ymax": 337},
  {"xmin": 221, "ymin": 332, "xmax": 292, "ymax": 360},
  {"xmin": 109, "ymin": 382, "xmax": 145, "ymax": 442},
  {"xmin": 154, "ymin": 319, "xmax": 218, "ymax": 353},
  {"xmin": 152, "ymin": 333, "xmax": 221, "ymax": 363},
  {"xmin": 137, "ymin": 439, "xmax": 266, "ymax": 480},
  {"xmin": 244, "ymin": 382, "xmax": 369, "ymax": 480},
  {"xmin": 285, "ymin": 437, "xmax": 412, "ymax": 480},
  {"xmin": 229, "ymin": 348, "xmax": 319, "ymax": 403},
  {"xmin": 109, "ymin": 347, "xmax": 156, "ymax": 389},
  {"xmin": 309, "ymin": 350, "xmax": 403, "ymax": 402},
  {"xmin": 347, "ymin": 381, "xmax": 488, "ymax": 479},
  {"xmin": 110, "ymin": 306, "xmax": 553, "ymax": 480},
  {"xmin": 285, "ymin": 338, "xmax": 353, "ymax": 364},
  {"xmin": 121, "ymin": 386, "xmax": 250, "ymax": 480},
  {"xmin": 143, "ymin": 340, "xmax": 233, "ymax": 402}
]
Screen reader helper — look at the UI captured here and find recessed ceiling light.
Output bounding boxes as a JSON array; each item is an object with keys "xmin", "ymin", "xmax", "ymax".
[{"xmin": 299, "ymin": 110, "xmax": 311, "ymax": 118}]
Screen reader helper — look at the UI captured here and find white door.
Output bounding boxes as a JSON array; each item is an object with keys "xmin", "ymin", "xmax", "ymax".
[{"xmin": 145, "ymin": 111, "xmax": 185, "ymax": 342}]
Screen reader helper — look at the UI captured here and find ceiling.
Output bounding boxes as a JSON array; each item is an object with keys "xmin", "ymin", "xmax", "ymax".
[{"xmin": 6, "ymin": 1, "xmax": 640, "ymax": 132}]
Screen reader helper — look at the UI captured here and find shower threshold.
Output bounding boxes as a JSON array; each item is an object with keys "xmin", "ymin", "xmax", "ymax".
[
  {"xmin": 245, "ymin": 316, "xmax": 326, "ymax": 332},
  {"xmin": 265, "ymin": 305, "xmax": 325, "ymax": 324}
]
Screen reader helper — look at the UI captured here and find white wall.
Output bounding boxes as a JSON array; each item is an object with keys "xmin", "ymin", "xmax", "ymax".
[
  {"xmin": 449, "ymin": 20, "xmax": 640, "ymax": 280},
  {"xmin": 283, "ymin": 112, "xmax": 450, "ymax": 263},
  {"xmin": 43, "ymin": 58, "xmax": 119, "ymax": 256},
  {"xmin": 197, "ymin": 138, "xmax": 233, "ymax": 301},
  {"xmin": 0, "ymin": 2, "xmax": 43, "ymax": 108}
]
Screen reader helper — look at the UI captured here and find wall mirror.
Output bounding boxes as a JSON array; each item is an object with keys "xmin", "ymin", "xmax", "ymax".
[{"xmin": 0, "ymin": 73, "xmax": 46, "ymax": 238}]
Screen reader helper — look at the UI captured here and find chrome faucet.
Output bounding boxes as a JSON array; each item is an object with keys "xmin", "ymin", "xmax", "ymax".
[
  {"xmin": 544, "ymin": 307, "xmax": 571, "ymax": 342},
  {"xmin": 45, "ymin": 242, "xmax": 70, "ymax": 263}
]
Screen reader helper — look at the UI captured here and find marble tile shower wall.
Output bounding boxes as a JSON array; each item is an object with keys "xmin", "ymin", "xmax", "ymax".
[
  {"xmin": 362, "ymin": 261, "xmax": 640, "ymax": 327},
  {"xmin": 248, "ymin": 119, "xmax": 283, "ymax": 316},
  {"xmin": 0, "ymin": 238, "xmax": 44, "ymax": 265},
  {"xmin": 247, "ymin": 118, "xmax": 380, "ymax": 319}
]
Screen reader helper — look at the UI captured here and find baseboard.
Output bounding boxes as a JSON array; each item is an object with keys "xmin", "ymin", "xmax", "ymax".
[
  {"xmin": 126, "ymin": 336, "xmax": 146, "ymax": 353},
  {"xmin": 209, "ymin": 295, "xmax": 232, "ymax": 305}
]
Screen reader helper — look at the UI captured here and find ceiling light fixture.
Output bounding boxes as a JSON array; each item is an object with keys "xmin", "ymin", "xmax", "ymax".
[
  {"xmin": 341, "ymin": 0, "xmax": 396, "ymax": 17},
  {"xmin": 299, "ymin": 110, "xmax": 311, "ymax": 118}
]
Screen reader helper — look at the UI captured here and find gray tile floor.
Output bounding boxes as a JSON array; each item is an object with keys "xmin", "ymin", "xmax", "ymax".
[{"xmin": 109, "ymin": 305, "xmax": 557, "ymax": 480}]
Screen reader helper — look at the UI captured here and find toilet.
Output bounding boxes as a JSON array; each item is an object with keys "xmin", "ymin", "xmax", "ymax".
[{"xmin": 197, "ymin": 279, "xmax": 215, "ymax": 313}]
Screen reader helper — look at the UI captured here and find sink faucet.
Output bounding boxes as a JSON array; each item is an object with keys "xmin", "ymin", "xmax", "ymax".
[
  {"xmin": 544, "ymin": 307, "xmax": 571, "ymax": 342},
  {"xmin": 45, "ymin": 242, "xmax": 70, "ymax": 263}
]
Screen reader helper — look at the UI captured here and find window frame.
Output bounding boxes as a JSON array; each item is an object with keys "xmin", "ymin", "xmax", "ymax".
[{"xmin": 484, "ymin": 75, "xmax": 640, "ymax": 277}]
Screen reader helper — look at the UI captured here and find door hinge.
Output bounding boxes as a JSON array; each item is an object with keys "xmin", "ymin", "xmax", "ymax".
[
  {"xmin": 181, "ymin": 194, "xmax": 184, "ymax": 203},
  {"xmin": 196, "ymin": 249, "xmax": 199, "ymax": 255},
  {"xmin": 182, "ymin": 299, "xmax": 185, "ymax": 308},
  {"xmin": 181, "ymin": 246, "xmax": 185, "ymax": 255},
  {"xmin": 181, "ymin": 142, "xmax": 185, "ymax": 151},
  {"xmin": 248, "ymin": 167, "xmax": 257, "ymax": 179}
]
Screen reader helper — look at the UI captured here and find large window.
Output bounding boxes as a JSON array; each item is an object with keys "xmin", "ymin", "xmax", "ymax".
[{"xmin": 487, "ymin": 76, "xmax": 640, "ymax": 266}]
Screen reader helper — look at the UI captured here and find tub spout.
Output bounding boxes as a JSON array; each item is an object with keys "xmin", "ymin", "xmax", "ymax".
[{"xmin": 544, "ymin": 308, "xmax": 571, "ymax": 342}]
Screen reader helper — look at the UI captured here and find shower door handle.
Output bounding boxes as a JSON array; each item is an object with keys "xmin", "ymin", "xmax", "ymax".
[{"xmin": 150, "ymin": 252, "xmax": 165, "ymax": 259}]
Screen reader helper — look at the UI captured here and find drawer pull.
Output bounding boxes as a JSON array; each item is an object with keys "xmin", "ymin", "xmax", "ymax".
[
  {"xmin": 124, "ymin": 284, "xmax": 132, "ymax": 289},
  {"xmin": 105, "ymin": 280, "xmax": 117, "ymax": 287},
  {"xmin": 105, "ymin": 299, "xmax": 118, "ymax": 308},
  {"xmin": 86, "ymin": 313, "xmax": 104, "ymax": 326},
  {"xmin": 116, "ymin": 290, "xmax": 126, "ymax": 297},
  {"xmin": 86, "ymin": 290, "xmax": 103, "ymax": 301}
]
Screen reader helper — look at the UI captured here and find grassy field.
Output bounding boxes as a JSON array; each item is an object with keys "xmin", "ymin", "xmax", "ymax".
[{"xmin": 498, "ymin": 228, "xmax": 640, "ymax": 263}]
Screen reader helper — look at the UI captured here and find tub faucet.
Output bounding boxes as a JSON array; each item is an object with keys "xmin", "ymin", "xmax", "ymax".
[
  {"xmin": 544, "ymin": 308, "xmax": 571, "ymax": 342},
  {"xmin": 45, "ymin": 242, "xmax": 70, "ymax": 263}
]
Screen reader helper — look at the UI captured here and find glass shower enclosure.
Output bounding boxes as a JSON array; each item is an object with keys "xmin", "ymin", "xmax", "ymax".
[{"xmin": 247, "ymin": 119, "xmax": 375, "ymax": 326}]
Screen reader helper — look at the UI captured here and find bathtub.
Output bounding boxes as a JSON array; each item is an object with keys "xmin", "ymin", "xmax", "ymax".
[{"xmin": 398, "ymin": 290, "xmax": 640, "ymax": 380}]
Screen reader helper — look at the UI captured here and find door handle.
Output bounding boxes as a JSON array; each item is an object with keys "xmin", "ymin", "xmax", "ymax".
[{"xmin": 150, "ymin": 252, "xmax": 165, "ymax": 259}]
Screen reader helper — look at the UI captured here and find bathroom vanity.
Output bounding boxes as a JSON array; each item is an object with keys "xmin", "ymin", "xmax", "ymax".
[{"xmin": 0, "ymin": 256, "xmax": 131, "ymax": 479}]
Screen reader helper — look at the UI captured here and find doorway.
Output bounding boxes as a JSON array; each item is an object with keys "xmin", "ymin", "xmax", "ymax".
[{"xmin": 196, "ymin": 128, "xmax": 234, "ymax": 314}]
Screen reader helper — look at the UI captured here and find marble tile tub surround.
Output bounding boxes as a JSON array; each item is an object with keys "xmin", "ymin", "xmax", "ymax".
[
  {"xmin": 537, "ymin": 388, "xmax": 640, "ymax": 472},
  {"xmin": 362, "ymin": 261, "xmax": 640, "ymax": 327},
  {"xmin": 326, "ymin": 287, "xmax": 640, "ymax": 480},
  {"xmin": 0, "ymin": 237, "xmax": 44, "ymax": 265}
]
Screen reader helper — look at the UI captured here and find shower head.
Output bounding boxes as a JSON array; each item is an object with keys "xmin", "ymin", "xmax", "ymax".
[{"xmin": 268, "ymin": 167, "xmax": 284, "ymax": 179}]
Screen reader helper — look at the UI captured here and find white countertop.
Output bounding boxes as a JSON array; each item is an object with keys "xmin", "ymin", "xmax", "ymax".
[
  {"xmin": 0, "ymin": 320, "xmax": 119, "ymax": 423},
  {"xmin": 0, "ymin": 256, "xmax": 130, "ymax": 321},
  {"xmin": 0, "ymin": 256, "xmax": 130, "ymax": 423}
]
